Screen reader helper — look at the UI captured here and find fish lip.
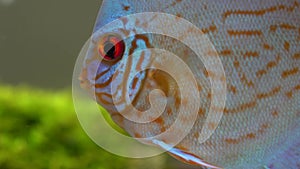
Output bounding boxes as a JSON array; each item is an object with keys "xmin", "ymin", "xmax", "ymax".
[{"xmin": 79, "ymin": 68, "xmax": 92, "ymax": 91}]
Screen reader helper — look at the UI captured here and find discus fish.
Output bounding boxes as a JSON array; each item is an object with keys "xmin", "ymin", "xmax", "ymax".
[{"xmin": 79, "ymin": 0, "xmax": 300, "ymax": 168}]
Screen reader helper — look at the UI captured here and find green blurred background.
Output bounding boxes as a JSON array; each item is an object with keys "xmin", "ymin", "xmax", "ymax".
[{"xmin": 0, "ymin": 0, "xmax": 198, "ymax": 168}]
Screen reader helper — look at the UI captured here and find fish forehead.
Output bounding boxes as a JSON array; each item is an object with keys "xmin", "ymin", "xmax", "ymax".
[{"xmin": 91, "ymin": 0, "xmax": 300, "ymax": 168}]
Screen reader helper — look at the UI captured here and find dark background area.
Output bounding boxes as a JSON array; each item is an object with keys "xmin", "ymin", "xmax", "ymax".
[{"xmin": 0, "ymin": 0, "xmax": 100, "ymax": 89}]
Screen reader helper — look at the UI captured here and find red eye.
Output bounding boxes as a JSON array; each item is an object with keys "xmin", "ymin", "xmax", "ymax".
[{"xmin": 98, "ymin": 34, "xmax": 125, "ymax": 61}]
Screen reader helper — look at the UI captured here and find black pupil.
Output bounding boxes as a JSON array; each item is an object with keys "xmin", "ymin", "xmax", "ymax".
[{"xmin": 104, "ymin": 42, "xmax": 116, "ymax": 59}]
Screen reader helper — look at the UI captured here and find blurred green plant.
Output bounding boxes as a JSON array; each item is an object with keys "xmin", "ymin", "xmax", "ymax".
[
  {"xmin": 0, "ymin": 85, "xmax": 169, "ymax": 169},
  {"xmin": 98, "ymin": 106, "xmax": 129, "ymax": 136}
]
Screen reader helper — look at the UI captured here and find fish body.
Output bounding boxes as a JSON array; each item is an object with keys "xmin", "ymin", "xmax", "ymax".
[{"xmin": 79, "ymin": 0, "xmax": 300, "ymax": 168}]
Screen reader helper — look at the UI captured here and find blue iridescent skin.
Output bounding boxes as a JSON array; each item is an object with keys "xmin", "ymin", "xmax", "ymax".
[{"xmin": 81, "ymin": 0, "xmax": 300, "ymax": 168}]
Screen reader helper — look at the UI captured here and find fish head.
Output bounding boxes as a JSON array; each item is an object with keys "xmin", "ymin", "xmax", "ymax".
[{"xmin": 78, "ymin": 5, "xmax": 177, "ymax": 139}]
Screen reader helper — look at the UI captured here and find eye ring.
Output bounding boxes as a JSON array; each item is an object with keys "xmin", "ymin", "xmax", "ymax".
[{"xmin": 98, "ymin": 33, "xmax": 125, "ymax": 61}]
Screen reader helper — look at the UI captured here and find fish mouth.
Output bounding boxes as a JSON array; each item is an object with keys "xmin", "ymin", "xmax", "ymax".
[
  {"xmin": 78, "ymin": 66, "xmax": 99, "ymax": 100},
  {"xmin": 79, "ymin": 68, "xmax": 92, "ymax": 92}
]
